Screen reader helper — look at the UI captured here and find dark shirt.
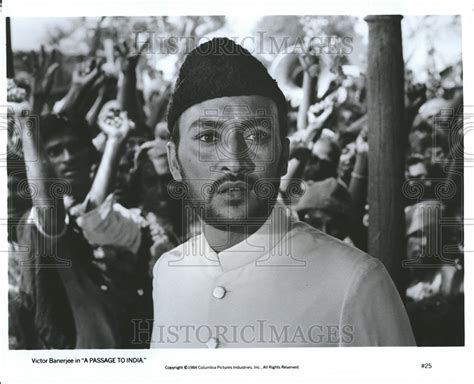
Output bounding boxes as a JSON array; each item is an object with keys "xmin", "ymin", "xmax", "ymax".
[{"xmin": 9, "ymin": 208, "xmax": 152, "ymax": 349}]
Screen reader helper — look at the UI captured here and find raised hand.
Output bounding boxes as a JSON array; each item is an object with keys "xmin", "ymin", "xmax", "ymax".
[
  {"xmin": 98, "ymin": 102, "xmax": 135, "ymax": 141},
  {"xmin": 404, "ymin": 82, "xmax": 427, "ymax": 132},
  {"xmin": 72, "ymin": 58, "xmax": 103, "ymax": 89},
  {"xmin": 355, "ymin": 125, "xmax": 369, "ymax": 156},
  {"xmin": 55, "ymin": 58, "xmax": 103, "ymax": 115},
  {"xmin": 307, "ymin": 100, "xmax": 334, "ymax": 131},
  {"xmin": 115, "ymin": 39, "xmax": 149, "ymax": 125},
  {"xmin": 7, "ymin": 79, "xmax": 28, "ymax": 104},
  {"xmin": 85, "ymin": 103, "xmax": 136, "ymax": 212},
  {"xmin": 406, "ymin": 83, "xmax": 427, "ymax": 109},
  {"xmin": 23, "ymin": 46, "xmax": 61, "ymax": 113},
  {"xmin": 115, "ymin": 39, "xmax": 149, "ymax": 73},
  {"xmin": 305, "ymin": 100, "xmax": 334, "ymax": 145}
]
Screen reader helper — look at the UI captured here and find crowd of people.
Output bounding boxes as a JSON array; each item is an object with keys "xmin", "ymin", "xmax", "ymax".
[{"xmin": 7, "ymin": 29, "xmax": 464, "ymax": 348}]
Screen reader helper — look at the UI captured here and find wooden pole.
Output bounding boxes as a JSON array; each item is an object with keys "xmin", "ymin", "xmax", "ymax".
[
  {"xmin": 6, "ymin": 17, "xmax": 14, "ymax": 79},
  {"xmin": 364, "ymin": 15, "xmax": 406, "ymax": 296}
]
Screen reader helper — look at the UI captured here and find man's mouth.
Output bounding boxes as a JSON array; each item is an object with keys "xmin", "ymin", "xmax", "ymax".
[
  {"xmin": 62, "ymin": 169, "xmax": 80, "ymax": 178},
  {"xmin": 218, "ymin": 181, "xmax": 249, "ymax": 194}
]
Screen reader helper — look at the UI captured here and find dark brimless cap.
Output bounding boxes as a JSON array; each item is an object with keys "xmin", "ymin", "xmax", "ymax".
[{"xmin": 167, "ymin": 37, "xmax": 288, "ymax": 137}]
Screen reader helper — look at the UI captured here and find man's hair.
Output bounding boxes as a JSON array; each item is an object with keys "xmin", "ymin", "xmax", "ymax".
[
  {"xmin": 40, "ymin": 113, "xmax": 90, "ymax": 145},
  {"xmin": 406, "ymin": 154, "xmax": 425, "ymax": 167},
  {"xmin": 316, "ymin": 135, "xmax": 341, "ymax": 165}
]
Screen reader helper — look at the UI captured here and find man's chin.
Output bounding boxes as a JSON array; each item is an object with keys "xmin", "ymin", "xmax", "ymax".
[
  {"xmin": 203, "ymin": 205, "xmax": 244, "ymax": 224},
  {"xmin": 201, "ymin": 200, "xmax": 272, "ymax": 227},
  {"xmin": 61, "ymin": 173, "xmax": 89, "ymax": 186}
]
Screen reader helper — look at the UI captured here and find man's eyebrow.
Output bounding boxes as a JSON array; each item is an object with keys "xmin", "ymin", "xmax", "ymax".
[
  {"xmin": 189, "ymin": 117, "xmax": 272, "ymax": 130},
  {"xmin": 189, "ymin": 118, "xmax": 220, "ymax": 130},
  {"xmin": 242, "ymin": 117, "xmax": 273, "ymax": 127},
  {"xmin": 45, "ymin": 141, "xmax": 61, "ymax": 149}
]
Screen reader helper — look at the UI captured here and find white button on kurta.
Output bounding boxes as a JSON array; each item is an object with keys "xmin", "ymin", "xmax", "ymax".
[
  {"xmin": 151, "ymin": 204, "xmax": 416, "ymax": 348},
  {"xmin": 213, "ymin": 286, "xmax": 226, "ymax": 299}
]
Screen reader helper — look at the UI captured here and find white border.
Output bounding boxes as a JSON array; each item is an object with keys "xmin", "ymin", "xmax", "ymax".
[{"xmin": 0, "ymin": 1, "xmax": 472, "ymax": 383}]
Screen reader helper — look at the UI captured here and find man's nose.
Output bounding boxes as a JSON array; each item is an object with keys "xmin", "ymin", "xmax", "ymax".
[
  {"xmin": 219, "ymin": 131, "xmax": 255, "ymax": 174},
  {"xmin": 61, "ymin": 148, "xmax": 74, "ymax": 162}
]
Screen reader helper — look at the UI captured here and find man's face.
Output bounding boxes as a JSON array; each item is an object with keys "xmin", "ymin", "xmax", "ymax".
[
  {"xmin": 140, "ymin": 156, "xmax": 172, "ymax": 213},
  {"xmin": 312, "ymin": 139, "xmax": 333, "ymax": 161},
  {"xmin": 338, "ymin": 142, "xmax": 356, "ymax": 182},
  {"xmin": 407, "ymin": 162, "xmax": 428, "ymax": 180},
  {"xmin": 407, "ymin": 161, "xmax": 433, "ymax": 197},
  {"xmin": 307, "ymin": 139, "xmax": 338, "ymax": 182},
  {"xmin": 167, "ymin": 95, "xmax": 289, "ymax": 227},
  {"xmin": 406, "ymin": 234, "xmax": 428, "ymax": 262},
  {"xmin": 44, "ymin": 131, "xmax": 91, "ymax": 190}
]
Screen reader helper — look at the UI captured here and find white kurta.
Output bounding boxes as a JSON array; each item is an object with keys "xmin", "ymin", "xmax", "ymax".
[{"xmin": 151, "ymin": 204, "xmax": 415, "ymax": 348}]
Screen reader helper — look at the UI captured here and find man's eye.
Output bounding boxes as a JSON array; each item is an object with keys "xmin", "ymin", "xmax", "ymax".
[
  {"xmin": 198, "ymin": 132, "xmax": 219, "ymax": 143},
  {"xmin": 245, "ymin": 130, "xmax": 270, "ymax": 143},
  {"xmin": 47, "ymin": 148, "xmax": 62, "ymax": 158},
  {"xmin": 68, "ymin": 143, "xmax": 83, "ymax": 155}
]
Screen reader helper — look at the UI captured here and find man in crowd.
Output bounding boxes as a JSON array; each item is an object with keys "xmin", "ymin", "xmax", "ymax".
[
  {"xmin": 150, "ymin": 38, "xmax": 415, "ymax": 348},
  {"xmin": 295, "ymin": 177, "xmax": 353, "ymax": 241},
  {"xmin": 11, "ymin": 110, "xmax": 152, "ymax": 349}
]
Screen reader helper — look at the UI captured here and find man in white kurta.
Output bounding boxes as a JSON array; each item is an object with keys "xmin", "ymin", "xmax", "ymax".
[
  {"xmin": 151, "ymin": 37, "xmax": 415, "ymax": 348},
  {"xmin": 151, "ymin": 202, "xmax": 415, "ymax": 347}
]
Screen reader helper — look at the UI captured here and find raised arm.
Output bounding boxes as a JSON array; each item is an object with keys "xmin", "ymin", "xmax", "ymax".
[
  {"xmin": 54, "ymin": 59, "xmax": 102, "ymax": 115},
  {"xmin": 280, "ymin": 102, "xmax": 333, "ymax": 190},
  {"xmin": 85, "ymin": 78, "xmax": 108, "ymax": 130},
  {"xmin": 74, "ymin": 106, "xmax": 142, "ymax": 255},
  {"xmin": 145, "ymin": 86, "xmax": 171, "ymax": 131},
  {"xmin": 84, "ymin": 105, "xmax": 134, "ymax": 211},
  {"xmin": 21, "ymin": 115, "xmax": 66, "ymax": 237},
  {"xmin": 347, "ymin": 127, "xmax": 369, "ymax": 250},
  {"xmin": 116, "ymin": 40, "xmax": 148, "ymax": 126}
]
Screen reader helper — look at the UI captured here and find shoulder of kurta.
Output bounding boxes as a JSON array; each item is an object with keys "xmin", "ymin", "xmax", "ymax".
[
  {"xmin": 340, "ymin": 256, "xmax": 391, "ymax": 297},
  {"xmin": 337, "ymin": 256, "xmax": 415, "ymax": 346},
  {"xmin": 288, "ymin": 220, "xmax": 374, "ymax": 279},
  {"xmin": 151, "ymin": 235, "xmax": 199, "ymax": 280}
]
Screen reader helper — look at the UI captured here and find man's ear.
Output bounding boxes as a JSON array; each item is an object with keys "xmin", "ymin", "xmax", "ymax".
[
  {"xmin": 167, "ymin": 141, "xmax": 183, "ymax": 181},
  {"xmin": 278, "ymin": 137, "xmax": 290, "ymax": 177}
]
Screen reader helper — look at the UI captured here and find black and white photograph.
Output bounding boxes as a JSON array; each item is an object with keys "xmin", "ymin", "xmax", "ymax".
[{"xmin": 0, "ymin": 0, "xmax": 472, "ymax": 383}]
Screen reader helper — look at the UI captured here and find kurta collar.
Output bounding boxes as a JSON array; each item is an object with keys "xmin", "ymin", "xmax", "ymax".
[{"xmin": 200, "ymin": 203, "xmax": 291, "ymax": 272}]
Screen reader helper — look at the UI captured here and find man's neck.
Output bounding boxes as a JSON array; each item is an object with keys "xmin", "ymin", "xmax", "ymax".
[
  {"xmin": 202, "ymin": 216, "xmax": 270, "ymax": 254},
  {"xmin": 69, "ymin": 181, "xmax": 92, "ymax": 206}
]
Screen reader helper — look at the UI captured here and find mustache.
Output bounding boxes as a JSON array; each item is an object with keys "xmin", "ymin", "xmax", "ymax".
[
  {"xmin": 211, "ymin": 173, "xmax": 255, "ymax": 193},
  {"xmin": 167, "ymin": 173, "xmax": 281, "ymax": 200}
]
